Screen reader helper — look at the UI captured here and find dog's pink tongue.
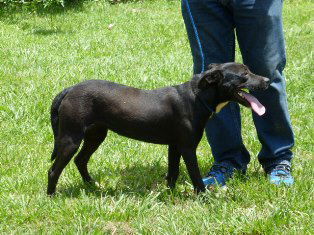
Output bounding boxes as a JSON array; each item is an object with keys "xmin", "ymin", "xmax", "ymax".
[{"xmin": 240, "ymin": 92, "xmax": 266, "ymax": 116}]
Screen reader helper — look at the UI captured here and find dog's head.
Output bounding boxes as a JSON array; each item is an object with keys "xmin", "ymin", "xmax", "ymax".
[{"xmin": 198, "ymin": 62, "xmax": 270, "ymax": 116}]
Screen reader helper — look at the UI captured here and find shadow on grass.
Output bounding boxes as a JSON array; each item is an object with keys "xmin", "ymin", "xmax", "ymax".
[
  {"xmin": 57, "ymin": 161, "xmax": 171, "ymax": 198},
  {"xmin": 106, "ymin": 0, "xmax": 143, "ymax": 4},
  {"xmin": 56, "ymin": 165, "xmax": 267, "ymax": 200},
  {"xmin": 51, "ymin": 165, "xmax": 272, "ymax": 203},
  {"xmin": 32, "ymin": 28, "xmax": 73, "ymax": 35}
]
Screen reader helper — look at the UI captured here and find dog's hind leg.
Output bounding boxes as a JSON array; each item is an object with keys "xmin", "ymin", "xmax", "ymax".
[
  {"xmin": 74, "ymin": 125, "xmax": 108, "ymax": 183},
  {"xmin": 47, "ymin": 133, "xmax": 82, "ymax": 195},
  {"xmin": 166, "ymin": 145, "xmax": 181, "ymax": 189}
]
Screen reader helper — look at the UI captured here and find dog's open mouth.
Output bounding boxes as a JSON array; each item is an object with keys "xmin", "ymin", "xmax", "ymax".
[{"xmin": 237, "ymin": 90, "xmax": 266, "ymax": 116}]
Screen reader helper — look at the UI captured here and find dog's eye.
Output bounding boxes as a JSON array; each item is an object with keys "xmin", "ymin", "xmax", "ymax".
[{"xmin": 241, "ymin": 75, "xmax": 248, "ymax": 83}]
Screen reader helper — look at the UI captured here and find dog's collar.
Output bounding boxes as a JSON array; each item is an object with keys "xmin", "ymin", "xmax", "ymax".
[
  {"xmin": 190, "ymin": 80, "xmax": 215, "ymax": 118},
  {"xmin": 196, "ymin": 95, "xmax": 215, "ymax": 119}
]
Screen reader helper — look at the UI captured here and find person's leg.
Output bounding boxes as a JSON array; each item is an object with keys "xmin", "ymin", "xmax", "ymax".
[
  {"xmin": 182, "ymin": 0, "xmax": 235, "ymax": 73},
  {"xmin": 233, "ymin": 0, "xmax": 294, "ymax": 183},
  {"xmin": 181, "ymin": 0, "xmax": 250, "ymax": 185}
]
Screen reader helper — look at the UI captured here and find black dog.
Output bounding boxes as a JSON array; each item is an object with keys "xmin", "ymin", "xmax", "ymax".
[{"xmin": 47, "ymin": 62, "xmax": 269, "ymax": 195}]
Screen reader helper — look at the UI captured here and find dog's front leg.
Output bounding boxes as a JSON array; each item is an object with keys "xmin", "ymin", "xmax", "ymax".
[
  {"xmin": 180, "ymin": 147, "xmax": 205, "ymax": 193},
  {"xmin": 166, "ymin": 145, "xmax": 181, "ymax": 189}
]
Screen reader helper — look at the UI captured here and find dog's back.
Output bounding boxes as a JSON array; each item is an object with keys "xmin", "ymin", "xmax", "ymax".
[{"xmin": 56, "ymin": 80, "xmax": 188, "ymax": 144}]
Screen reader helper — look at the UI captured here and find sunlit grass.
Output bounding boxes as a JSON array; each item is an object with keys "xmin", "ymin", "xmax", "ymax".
[{"xmin": 0, "ymin": 0, "xmax": 313, "ymax": 233}]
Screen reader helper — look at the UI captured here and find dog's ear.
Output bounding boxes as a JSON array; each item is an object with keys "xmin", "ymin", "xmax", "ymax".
[{"xmin": 198, "ymin": 64, "xmax": 222, "ymax": 89}]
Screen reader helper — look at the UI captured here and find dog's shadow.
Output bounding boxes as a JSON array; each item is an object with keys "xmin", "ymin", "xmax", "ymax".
[{"xmin": 58, "ymin": 160, "xmax": 179, "ymax": 198}]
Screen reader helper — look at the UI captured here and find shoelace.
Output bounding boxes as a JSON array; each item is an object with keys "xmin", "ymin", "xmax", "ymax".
[{"xmin": 273, "ymin": 165, "xmax": 291, "ymax": 176}]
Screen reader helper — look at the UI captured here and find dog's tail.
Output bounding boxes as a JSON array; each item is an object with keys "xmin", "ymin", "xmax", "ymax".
[{"xmin": 50, "ymin": 87, "xmax": 71, "ymax": 161}]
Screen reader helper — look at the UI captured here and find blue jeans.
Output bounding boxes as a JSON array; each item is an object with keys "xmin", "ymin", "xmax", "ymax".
[{"xmin": 182, "ymin": 0, "xmax": 294, "ymax": 172}]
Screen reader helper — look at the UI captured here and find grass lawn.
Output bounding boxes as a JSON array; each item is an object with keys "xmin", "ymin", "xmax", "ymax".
[{"xmin": 0, "ymin": 0, "xmax": 313, "ymax": 233}]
